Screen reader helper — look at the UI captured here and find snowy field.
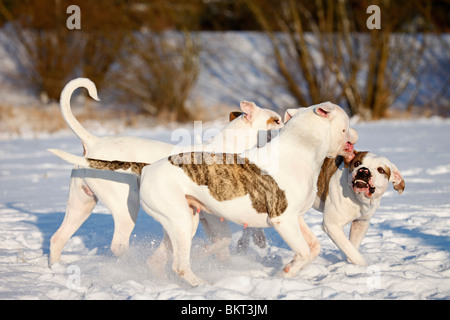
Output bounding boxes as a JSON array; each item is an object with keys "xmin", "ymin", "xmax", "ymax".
[{"xmin": 0, "ymin": 116, "xmax": 449, "ymax": 300}]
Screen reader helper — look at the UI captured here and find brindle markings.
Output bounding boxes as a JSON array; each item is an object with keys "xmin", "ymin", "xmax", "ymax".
[
  {"xmin": 316, "ymin": 156, "xmax": 344, "ymax": 203},
  {"xmin": 169, "ymin": 152, "xmax": 288, "ymax": 218},
  {"xmin": 87, "ymin": 158, "xmax": 150, "ymax": 175}
]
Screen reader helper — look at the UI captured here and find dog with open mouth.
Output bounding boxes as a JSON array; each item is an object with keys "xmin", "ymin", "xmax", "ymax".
[
  {"xmin": 315, "ymin": 151, "xmax": 405, "ymax": 266},
  {"xmin": 50, "ymin": 102, "xmax": 358, "ymax": 286}
]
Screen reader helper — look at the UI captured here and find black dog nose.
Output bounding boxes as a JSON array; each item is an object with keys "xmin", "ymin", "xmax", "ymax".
[{"xmin": 357, "ymin": 167, "xmax": 370, "ymax": 177}]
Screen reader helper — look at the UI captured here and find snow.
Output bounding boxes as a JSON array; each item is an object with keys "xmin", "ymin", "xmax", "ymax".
[{"xmin": 1, "ymin": 118, "xmax": 449, "ymax": 300}]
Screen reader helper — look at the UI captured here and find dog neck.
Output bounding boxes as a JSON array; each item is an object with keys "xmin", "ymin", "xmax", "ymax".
[
  {"xmin": 244, "ymin": 114, "xmax": 331, "ymax": 183},
  {"xmin": 206, "ymin": 117, "xmax": 259, "ymax": 153},
  {"xmin": 278, "ymin": 115, "xmax": 331, "ymax": 167}
]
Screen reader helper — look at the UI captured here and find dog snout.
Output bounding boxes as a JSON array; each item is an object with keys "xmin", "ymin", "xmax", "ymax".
[{"xmin": 357, "ymin": 167, "xmax": 371, "ymax": 178}]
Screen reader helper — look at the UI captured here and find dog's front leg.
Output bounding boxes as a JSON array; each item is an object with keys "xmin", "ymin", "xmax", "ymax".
[
  {"xmin": 271, "ymin": 214, "xmax": 312, "ymax": 277},
  {"xmin": 322, "ymin": 219, "xmax": 367, "ymax": 266},
  {"xmin": 236, "ymin": 227, "xmax": 251, "ymax": 253},
  {"xmin": 349, "ymin": 219, "xmax": 370, "ymax": 251}
]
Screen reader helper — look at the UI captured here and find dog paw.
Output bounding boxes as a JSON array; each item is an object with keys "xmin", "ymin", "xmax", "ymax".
[
  {"xmin": 347, "ymin": 256, "xmax": 368, "ymax": 266},
  {"xmin": 182, "ymin": 274, "xmax": 210, "ymax": 287},
  {"xmin": 282, "ymin": 257, "xmax": 310, "ymax": 278},
  {"xmin": 49, "ymin": 262, "xmax": 66, "ymax": 273}
]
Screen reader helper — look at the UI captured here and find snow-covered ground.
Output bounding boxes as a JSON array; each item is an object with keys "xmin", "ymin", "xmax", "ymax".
[{"xmin": 1, "ymin": 117, "xmax": 449, "ymax": 300}]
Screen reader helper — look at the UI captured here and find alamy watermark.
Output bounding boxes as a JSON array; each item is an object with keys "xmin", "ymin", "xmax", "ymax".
[
  {"xmin": 168, "ymin": 121, "xmax": 280, "ymax": 174},
  {"xmin": 66, "ymin": 5, "xmax": 81, "ymax": 30},
  {"xmin": 366, "ymin": 265, "xmax": 382, "ymax": 290},
  {"xmin": 366, "ymin": 5, "xmax": 381, "ymax": 30},
  {"xmin": 66, "ymin": 5, "xmax": 381, "ymax": 31},
  {"xmin": 66, "ymin": 264, "xmax": 81, "ymax": 289}
]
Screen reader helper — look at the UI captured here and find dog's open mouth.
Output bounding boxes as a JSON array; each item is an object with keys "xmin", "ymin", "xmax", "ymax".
[
  {"xmin": 352, "ymin": 179, "xmax": 376, "ymax": 197},
  {"xmin": 342, "ymin": 142, "xmax": 355, "ymax": 161}
]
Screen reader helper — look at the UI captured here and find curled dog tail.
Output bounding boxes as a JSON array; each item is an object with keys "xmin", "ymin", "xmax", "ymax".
[
  {"xmin": 48, "ymin": 149, "xmax": 148, "ymax": 176},
  {"xmin": 60, "ymin": 78, "xmax": 100, "ymax": 152}
]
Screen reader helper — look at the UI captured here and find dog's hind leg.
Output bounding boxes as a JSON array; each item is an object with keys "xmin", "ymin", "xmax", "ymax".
[
  {"xmin": 298, "ymin": 216, "xmax": 320, "ymax": 260},
  {"xmin": 169, "ymin": 217, "xmax": 207, "ymax": 286},
  {"xmin": 91, "ymin": 176, "xmax": 140, "ymax": 258},
  {"xmin": 200, "ymin": 214, "xmax": 231, "ymax": 261},
  {"xmin": 147, "ymin": 207, "xmax": 200, "ymax": 277},
  {"xmin": 271, "ymin": 214, "xmax": 312, "ymax": 277},
  {"xmin": 147, "ymin": 231, "xmax": 172, "ymax": 278},
  {"xmin": 141, "ymin": 196, "xmax": 207, "ymax": 286},
  {"xmin": 49, "ymin": 174, "xmax": 97, "ymax": 265}
]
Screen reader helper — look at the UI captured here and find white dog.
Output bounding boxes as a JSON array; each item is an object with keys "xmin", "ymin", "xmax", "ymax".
[
  {"xmin": 49, "ymin": 78, "xmax": 283, "ymax": 265},
  {"xmin": 53, "ymin": 102, "xmax": 358, "ymax": 286},
  {"xmin": 315, "ymin": 151, "xmax": 405, "ymax": 265}
]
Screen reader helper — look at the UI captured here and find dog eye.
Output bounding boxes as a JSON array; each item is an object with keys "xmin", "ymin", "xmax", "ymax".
[
  {"xmin": 275, "ymin": 119, "xmax": 280, "ymax": 124},
  {"xmin": 377, "ymin": 167, "xmax": 385, "ymax": 174},
  {"xmin": 353, "ymin": 161, "xmax": 361, "ymax": 167}
]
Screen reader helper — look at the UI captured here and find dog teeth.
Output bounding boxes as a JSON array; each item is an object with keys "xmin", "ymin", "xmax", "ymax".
[
  {"xmin": 353, "ymin": 179, "xmax": 376, "ymax": 194},
  {"xmin": 353, "ymin": 180, "xmax": 368, "ymax": 189}
]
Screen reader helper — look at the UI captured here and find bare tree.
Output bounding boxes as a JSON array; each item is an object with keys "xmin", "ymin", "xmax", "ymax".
[
  {"xmin": 78, "ymin": 0, "xmax": 136, "ymax": 91},
  {"xmin": 0, "ymin": 0, "xmax": 83, "ymax": 101},
  {"xmin": 0, "ymin": 0, "xmax": 201, "ymax": 122},
  {"xmin": 0, "ymin": 0, "xmax": 136, "ymax": 101},
  {"xmin": 245, "ymin": 0, "xmax": 433, "ymax": 120},
  {"xmin": 111, "ymin": 1, "xmax": 202, "ymax": 122},
  {"xmin": 114, "ymin": 31, "xmax": 200, "ymax": 122}
]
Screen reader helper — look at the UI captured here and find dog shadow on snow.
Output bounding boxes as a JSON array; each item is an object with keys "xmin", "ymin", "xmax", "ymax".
[
  {"xmin": 378, "ymin": 221, "xmax": 450, "ymax": 254},
  {"xmin": 5, "ymin": 200, "xmax": 164, "ymax": 260},
  {"xmin": 8, "ymin": 195, "xmax": 285, "ymax": 278},
  {"xmin": 9, "ymin": 192, "xmax": 450, "ymax": 279}
]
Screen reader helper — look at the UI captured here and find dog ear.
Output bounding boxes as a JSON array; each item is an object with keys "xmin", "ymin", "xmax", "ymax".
[
  {"xmin": 229, "ymin": 111, "xmax": 244, "ymax": 122},
  {"xmin": 388, "ymin": 163, "xmax": 405, "ymax": 194},
  {"xmin": 240, "ymin": 101, "xmax": 260, "ymax": 123},
  {"xmin": 284, "ymin": 108, "xmax": 301, "ymax": 123},
  {"xmin": 314, "ymin": 102, "xmax": 336, "ymax": 118}
]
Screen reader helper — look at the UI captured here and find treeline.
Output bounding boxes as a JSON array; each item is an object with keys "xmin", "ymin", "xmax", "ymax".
[
  {"xmin": 2, "ymin": 0, "xmax": 447, "ymax": 32},
  {"xmin": 0, "ymin": 0, "xmax": 447, "ymax": 121}
]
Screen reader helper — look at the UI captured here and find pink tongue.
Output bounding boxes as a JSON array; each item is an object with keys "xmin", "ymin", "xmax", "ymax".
[{"xmin": 345, "ymin": 142, "xmax": 354, "ymax": 152}]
